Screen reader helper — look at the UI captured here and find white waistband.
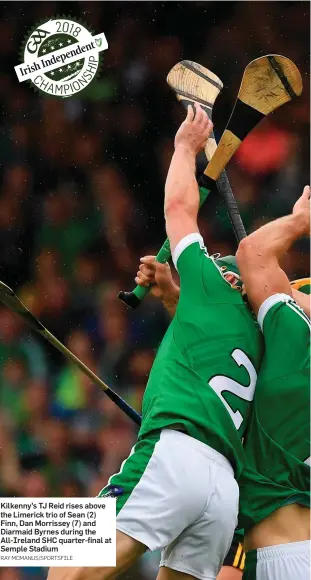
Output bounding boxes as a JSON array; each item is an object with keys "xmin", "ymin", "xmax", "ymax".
[
  {"xmin": 161, "ymin": 428, "xmax": 234, "ymax": 476},
  {"xmin": 257, "ymin": 540, "xmax": 310, "ymax": 560}
]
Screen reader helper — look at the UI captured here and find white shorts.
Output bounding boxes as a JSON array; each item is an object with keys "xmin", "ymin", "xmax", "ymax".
[
  {"xmin": 101, "ymin": 429, "xmax": 239, "ymax": 580},
  {"xmin": 245, "ymin": 540, "xmax": 310, "ymax": 580}
]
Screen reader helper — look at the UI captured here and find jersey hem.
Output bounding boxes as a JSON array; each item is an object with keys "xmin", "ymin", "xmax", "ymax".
[
  {"xmin": 257, "ymin": 293, "xmax": 291, "ymax": 329},
  {"xmin": 139, "ymin": 423, "xmax": 240, "ymax": 479},
  {"xmin": 172, "ymin": 233, "xmax": 206, "ymax": 270}
]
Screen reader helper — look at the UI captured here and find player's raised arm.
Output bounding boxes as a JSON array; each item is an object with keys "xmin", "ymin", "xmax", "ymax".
[
  {"xmin": 164, "ymin": 103, "xmax": 213, "ymax": 254},
  {"xmin": 236, "ymin": 185, "xmax": 310, "ymax": 315}
]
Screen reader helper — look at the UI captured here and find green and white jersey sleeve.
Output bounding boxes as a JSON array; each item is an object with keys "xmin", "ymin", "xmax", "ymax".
[
  {"xmin": 258, "ymin": 292, "xmax": 311, "ymax": 331},
  {"xmin": 172, "ymin": 233, "xmax": 240, "ymax": 304}
]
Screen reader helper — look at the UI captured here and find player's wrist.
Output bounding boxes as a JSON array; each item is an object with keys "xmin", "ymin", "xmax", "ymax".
[
  {"xmin": 175, "ymin": 142, "xmax": 197, "ymax": 156},
  {"xmin": 292, "ymin": 211, "xmax": 310, "ymax": 235}
]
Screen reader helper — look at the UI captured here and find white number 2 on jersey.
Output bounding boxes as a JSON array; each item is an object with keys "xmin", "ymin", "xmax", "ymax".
[{"xmin": 209, "ymin": 349, "xmax": 257, "ymax": 430}]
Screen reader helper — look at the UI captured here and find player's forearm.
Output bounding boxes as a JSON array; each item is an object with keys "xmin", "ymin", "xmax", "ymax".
[
  {"xmin": 238, "ymin": 212, "xmax": 308, "ymax": 265},
  {"xmin": 164, "ymin": 144, "xmax": 199, "ymax": 219},
  {"xmin": 161, "ymin": 284, "xmax": 180, "ymax": 317}
]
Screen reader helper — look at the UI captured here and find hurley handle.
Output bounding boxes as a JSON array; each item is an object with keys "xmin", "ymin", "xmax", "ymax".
[
  {"xmin": 200, "ymin": 170, "xmax": 247, "ymax": 243},
  {"xmin": 118, "ymin": 187, "xmax": 211, "ymax": 308},
  {"xmin": 118, "ymin": 239, "xmax": 171, "ymax": 308}
]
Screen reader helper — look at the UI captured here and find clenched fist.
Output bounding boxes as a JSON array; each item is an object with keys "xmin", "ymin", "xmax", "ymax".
[
  {"xmin": 135, "ymin": 256, "xmax": 180, "ymax": 312},
  {"xmin": 174, "ymin": 102, "xmax": 213, "ymax": 155}
]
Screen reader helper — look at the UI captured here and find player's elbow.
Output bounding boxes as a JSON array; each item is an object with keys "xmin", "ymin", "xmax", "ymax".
[
  {"xmin": 164, "ymin": 177, "xmax": 199, "ymax": 218},
  {"xmin": 237, "ymin": 230, "xmax": 274, "ymax": 266},
  {"xmin": 164, "ymin": 194, "xmax": 178, "ymax": 216},
  {"xmin": 236, "ymin": 236, "xmax": 258, "ymax": 271},
  {"xmin": 164, "ymin": 196, "xmax": 197, "ymax": 222}
]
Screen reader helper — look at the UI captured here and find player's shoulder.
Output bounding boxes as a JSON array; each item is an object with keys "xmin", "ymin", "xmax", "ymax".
[
  {"xmin": 172, "ymin": 233, "xmax": 250, "ymax": 308},
  {"xmin": 258, "ymin": 292, "xmax": 311, "ymax": 331},
  {"xmin": 172, "ymin": 232, "xmax": 206, "ymax": 270}
]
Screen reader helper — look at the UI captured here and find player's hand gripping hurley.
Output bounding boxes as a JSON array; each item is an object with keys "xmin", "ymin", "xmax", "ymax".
[
  {"xmin": 118, "ymin": 60, "xmax": 226, "ymax": 308},
  {"xmin": 118, "ymin": 55, "xmax": 302, "ymax": 308}
]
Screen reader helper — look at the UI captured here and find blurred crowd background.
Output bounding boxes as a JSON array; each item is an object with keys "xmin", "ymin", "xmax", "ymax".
[{"xmin": 0, "ymin": 2, "xmax": 309, "ymax": 579}]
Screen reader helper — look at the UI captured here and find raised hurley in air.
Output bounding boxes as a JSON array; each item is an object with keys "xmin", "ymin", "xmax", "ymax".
[{"xmin": 119, "ymin": 55, "xmax": 302, "ymax": 308}]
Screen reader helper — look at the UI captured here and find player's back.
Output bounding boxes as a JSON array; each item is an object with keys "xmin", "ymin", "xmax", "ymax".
[
  {"xmin": 239, "ymin": 293, "xmax": 311, "ymax": 532},
  {"xmin": 139, "ymin": 234, "xmax": 264, "ymax": 479}
]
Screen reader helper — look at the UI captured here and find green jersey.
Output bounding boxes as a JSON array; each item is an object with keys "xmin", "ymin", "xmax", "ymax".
[
  {"xmin": 139, "ymin": 234, "xmax": 263, "ymax": 478},
  {"xmin": 239, "ymin": 293, "xmax": 311, "ymax": 532}
]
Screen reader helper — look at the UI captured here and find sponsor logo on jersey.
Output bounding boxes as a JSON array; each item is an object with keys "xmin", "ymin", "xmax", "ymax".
[{"xmin": 101, "ymin": 485, "xmax": 124, "ymax": 498}]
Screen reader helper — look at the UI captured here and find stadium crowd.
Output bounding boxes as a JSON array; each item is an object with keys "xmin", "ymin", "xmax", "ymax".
[{"xmin": 0, "ymin": 2, "xmax": 309, "ymax": 579}]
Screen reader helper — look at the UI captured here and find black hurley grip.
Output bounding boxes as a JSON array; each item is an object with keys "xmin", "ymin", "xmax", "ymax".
[
  {"xmin": 105, "ymin": 387, "xmax": 142, "ymax": 425},
  {"xmin": 117, "ymin": 290, "xmax": 142, "ymax": 309},
  {"xmin": 216, "ymin": 170, "xmax": 247, "ymax": 242},
  {"xmin": 200, "ymin": 172, "xmax": 247, "ymax": 243}
]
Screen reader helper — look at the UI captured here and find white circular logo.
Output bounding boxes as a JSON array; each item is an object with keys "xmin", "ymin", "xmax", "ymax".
[{"xmin": 15, "ymin": 18, "xmax": 108, "ymax": 98}]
